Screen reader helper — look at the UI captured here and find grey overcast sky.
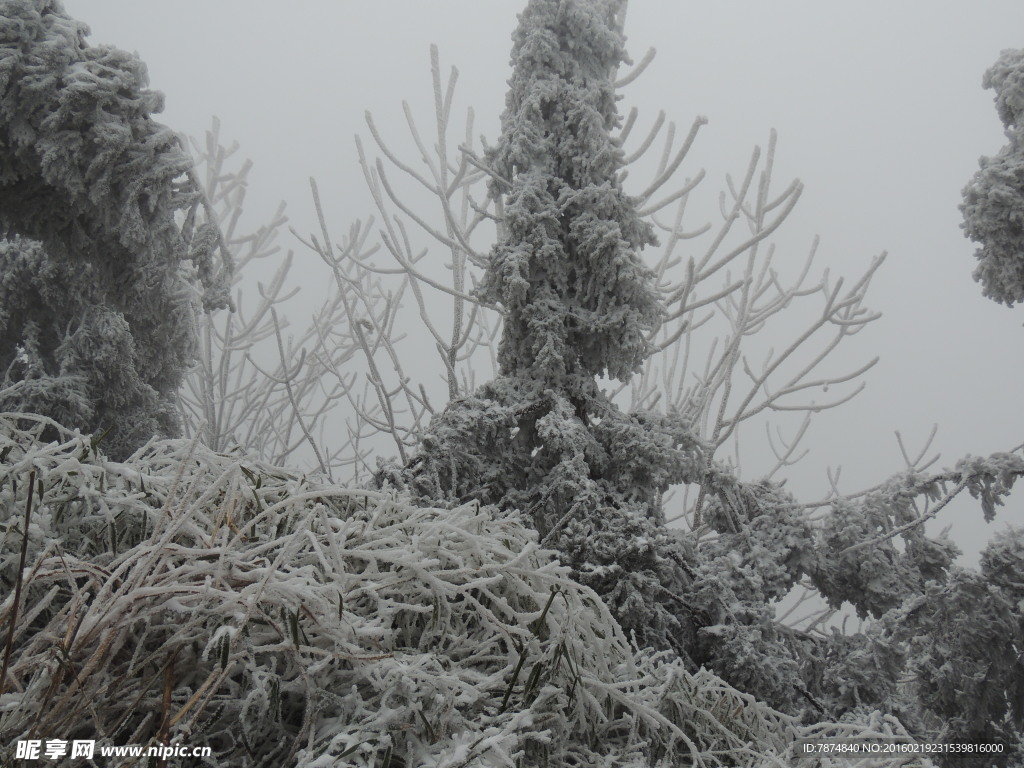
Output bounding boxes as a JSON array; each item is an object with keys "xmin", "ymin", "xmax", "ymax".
[{"xmin": 64, "ymin": 1, "xmax": 1024, "ymax": 554}]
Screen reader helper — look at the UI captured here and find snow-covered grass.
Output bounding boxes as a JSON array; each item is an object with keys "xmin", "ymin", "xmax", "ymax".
[{"xmin": 0, "ymin": 414, "xmax": 931, "ymax": 766}]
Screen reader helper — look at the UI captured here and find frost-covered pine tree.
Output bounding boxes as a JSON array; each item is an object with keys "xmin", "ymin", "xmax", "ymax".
[
  {"xmin": 405, "ymin": 0, "xmax": 704, "ymax": 654},
  {"xmin": 0, "ymin": 0, "xmax": 229, "ymax": 458},
  {"xmin": 479, "ymin": 0, "xmax": 662, "ymax": 385},
  {"xmin": 961, "ymin": 48, "xmax": 1024, "ymax": 306}
]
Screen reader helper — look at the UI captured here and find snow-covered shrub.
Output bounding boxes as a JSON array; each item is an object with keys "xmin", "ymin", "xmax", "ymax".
[{"xmin": 0, "ymin": 414, "xmax": 935, "ymax": 767}]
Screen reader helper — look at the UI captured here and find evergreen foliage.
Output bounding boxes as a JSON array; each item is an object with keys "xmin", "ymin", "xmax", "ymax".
[
  {"xmin": 693, "ymin": 455, "xmax": 1024, "ymax": 752},
  {"xmin": 961, "ymin": 48, "xmax": 1024, "ymax": 305},
  {"xmin": 404, "ymin": 0, "xmax": 704, "ymax": 657},
  {"xmin": 479, "ymin": 0, "xmax": 661, "ymax": 385},
  {"xmin": 890, "ymin": 539, "xmax": 1024, "ymax": 766},
  {"xmin": 0, "ymin": 0, "xmax": 229, "ymax": 459}
]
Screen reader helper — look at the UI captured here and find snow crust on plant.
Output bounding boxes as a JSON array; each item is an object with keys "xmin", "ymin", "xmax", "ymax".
[
  {"xmin": 481, "ymin": 0, "xmax": 661, "ymax": 385},
  {"xmin": 404, "ymin": 0, "xmax": 709, "ymax": 665},
  {"xmin": 0, "ymin": 414, "xmax": 931, "ymax": 767},
  {"xmin": 961, "ymin": 48, "xmax": 1024, "ymax": 306},
  {"xmin": 0, "ymin": 0, "xmax": 230, "ymax": 459}
]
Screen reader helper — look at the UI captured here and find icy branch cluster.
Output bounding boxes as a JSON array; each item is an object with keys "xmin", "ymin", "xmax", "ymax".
[
  {"xmin": 962, "ymin": 48, "xmax": 1024, "ymax": 305},
  {"xmin": 0, "ymin": 414, "xmax": 930, "ymax": 767},
  {"xmin": 0, "ymin": 0, "xmax": 231, "ymax": 459}
]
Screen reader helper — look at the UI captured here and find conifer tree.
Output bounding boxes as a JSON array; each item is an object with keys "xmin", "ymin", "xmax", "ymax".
[
  {"xmin": 961, "ymin": 48, "xmax": 1024, "ymax": 306},
  {"xmin": 479, "ymin": 0, "xmax": 662, "ymax": 386},
  {"xmin": 0, "ymin": 0, "xmax": 229, "ymax": 458},
  {"xmin": 406, "ymin": 0, "xmax": 704, "ymax": 654}
]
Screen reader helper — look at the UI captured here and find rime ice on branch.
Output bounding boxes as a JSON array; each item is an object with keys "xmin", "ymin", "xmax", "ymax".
[
  {"xmin": 961, "ymin": 48, "xmax": 1024, "ymax": 306},
  {"xmin": 406, "ymin": 0, "xmax": 703, "ymax": 656},
  {"xmin": 480, "ymin": 0, "xmax": 662, "ymax": 386},
  {"xmin": 0, "ymin": 0, "xmax": 230, "ymax": 458}
]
